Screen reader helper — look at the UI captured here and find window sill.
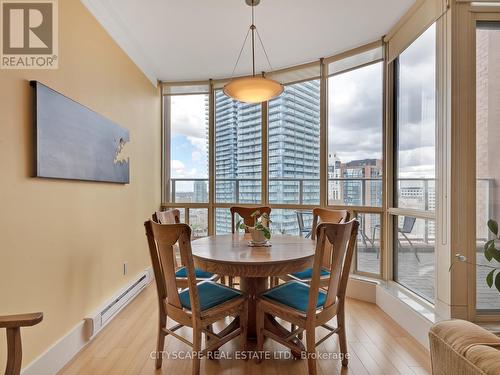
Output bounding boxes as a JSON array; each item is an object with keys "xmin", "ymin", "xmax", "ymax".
[
  {"xmin": 378, "ymin": 280, "xmax": 437, "ymax": 323},
  {"xmin": 348, "ymin": 274, "xmax": 436, "ymax": 324}
]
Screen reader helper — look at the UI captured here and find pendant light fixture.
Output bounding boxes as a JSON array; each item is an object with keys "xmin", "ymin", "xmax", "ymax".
[{"xmin": 223, "ymin": 0, "xmax": 284, "ymax": 104}]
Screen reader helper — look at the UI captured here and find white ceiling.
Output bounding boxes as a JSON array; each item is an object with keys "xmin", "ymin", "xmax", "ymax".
[{"xmin": 82, "ymin": 0, "xmax": 415, "ymax": 84}]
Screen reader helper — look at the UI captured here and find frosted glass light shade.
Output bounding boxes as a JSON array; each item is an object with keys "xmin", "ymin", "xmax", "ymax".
[{"xmin": 223, "ymin": 76, "xmax": 284, "ymax": 103}]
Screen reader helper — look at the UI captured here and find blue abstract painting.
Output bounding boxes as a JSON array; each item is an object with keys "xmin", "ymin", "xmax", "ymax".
[{"xmin": 32, "ymin": 81, "xmax": 130, "ymax": 183}]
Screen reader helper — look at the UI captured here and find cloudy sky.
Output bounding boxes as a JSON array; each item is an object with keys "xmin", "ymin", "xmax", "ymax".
[
  {"xmin": 170, "ymin": 94, "xmax": 208, "ymax": 179},
  {"xmin": 170, "ymin": 23, "xmax": 436, "ymax": 185},
  {"xmin": 328, "ymin": 61, "xmax": 383, "ymax": 164},
  {"xmin": 396, "ymin": 23, "xmax": 436, "ymax": 179}
]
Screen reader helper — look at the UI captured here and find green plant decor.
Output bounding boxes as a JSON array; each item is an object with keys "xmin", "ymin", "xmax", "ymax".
[
  {"xmin": 237, "ymin": 211, "xmax": 272, "ymax": 240},
  {"xmin": 452, "ymin": 219, "xmax": 500, "ymax": 293},
  {"xmin": 483, "ymin": 219, "xmax": 500, "ymax": 292}
]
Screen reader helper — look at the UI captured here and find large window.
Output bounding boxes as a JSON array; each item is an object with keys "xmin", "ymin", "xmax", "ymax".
[
  {"xmin": 476, "ymin": 21, "xmax": 500, "ymax": 311},
  {"xmin": 163, "ymin": 47, "xmax": 386, "ymax": 277},
  {"xmin": 168, "ymin": 94, "xmax": 209, "ymax": 203},
  {"xmin": 215, "ymin": 90, "xmax": 262, "ymax": 205},
  {"xmin": 328, "ymin": 62, "xmax": 383, "ymax": 208},
  {"xmin": 328, "ymin": 54, "xmax": 384, "ymax": 276},
  {"xmin": 268, "ymin": 79, "xmax": 320, "ymax": 233},
  {"xmin": 393, "ymin": 24, "xmax": 436, "ymax": 302},
  {"xmin": 395, "ymin": 25, "xmax": 436, "ymax": 211},
  {"xmin": 215, "ymin": 91, "xmax": 262, "ymax": 234}
]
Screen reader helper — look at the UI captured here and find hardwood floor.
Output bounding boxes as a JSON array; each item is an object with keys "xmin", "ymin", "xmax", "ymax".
[{"xmin": 59, "ymin": 283, "xmax": 431, "ymax": 375}]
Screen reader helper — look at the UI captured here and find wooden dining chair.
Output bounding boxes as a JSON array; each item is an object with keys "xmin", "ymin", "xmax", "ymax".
[
  {"xmin": 228, "ymin": 206, "xmax": 272, "ymax": 287},
  {"xmin": 153, "ymin": 209, "xmax": 181, "ymax": 225},
  {"xmin": 1, "ymin": 312, "xmax": 43, "ymax": 375},
  {"xmin": 153, "ymin": 209, "xmax": 219, "ymax": 288},
  {"xmin": 277, "ymin": 208, "xmax": 350, "ymax": 287},
  {"xmin": 145, "ymin": 221, "xmax": 248, "ymax": 374},
  {"xmin": 310, "ymin": 208, "xmax": 350, "ymax": 240},
  {"xmin": 256, "ymin": 220, "xmax": 359, "ymax": 375},
  {"xmin": 230, "ymin": 206, "xmax": 272, "ymax": 234}
]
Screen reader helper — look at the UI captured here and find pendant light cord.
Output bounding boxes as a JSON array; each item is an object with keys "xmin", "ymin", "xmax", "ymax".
[
  {"xmin": 255, "ymin": 27, "xmax": 274, "ymax": 73},
  {"xmin": 230, "ymin": 28, "xmax": 251, "ymax": 79},
  {"xmin": 230, "ymin": 0, "xmax": 274, "ymax": 79},
  {"xmin": 251, "ymin": 3, "xmax": 255, "ymax": 76}
]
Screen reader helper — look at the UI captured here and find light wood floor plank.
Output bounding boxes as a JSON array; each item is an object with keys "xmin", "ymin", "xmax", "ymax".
[{"xmin": 58, "ymin": 283, "xmax": 430, "ymax": 375}]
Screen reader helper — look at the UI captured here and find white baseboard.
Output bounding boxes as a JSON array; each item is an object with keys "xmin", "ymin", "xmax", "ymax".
[
  {"xmin": 22, "ymin": 320, "xmax": 88, "ymax": 375},
  {"xmin": 346, "ymin": 276, "xmax": 377, "ymax": 303},
  {"xmin": 22, "ymin": 267, "xmax": 153, "ymax": 375}
]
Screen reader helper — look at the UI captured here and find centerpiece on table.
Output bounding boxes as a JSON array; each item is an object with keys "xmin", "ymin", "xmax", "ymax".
[{"xmin": 238, "ymin": 211, "xmax": 272, "ymax": 247}]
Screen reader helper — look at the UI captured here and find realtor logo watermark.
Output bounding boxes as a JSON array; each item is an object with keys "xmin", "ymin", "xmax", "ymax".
[{"xmin": 1, "ymin": 0, "xmax": 58, "ymax": 69}]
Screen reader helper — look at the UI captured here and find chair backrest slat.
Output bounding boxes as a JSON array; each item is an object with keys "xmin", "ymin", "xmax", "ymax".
[
  {"xmin": 311, "ymin": 208, "xmax": 350, "ymax": 239},
  {"xmin": 152, "ymin": 209, "xmax": 182, "ymax": 267},
  {"xmin": 145, "ymin": 221, "xmax": 200, "ymax": 314},
  {"xmin": 311, "ymin": 208, "xmax": 350, "ymax": 268},
  {"xmin": 230, "ymin": 206, "xmax": 271, "ymax": 233},
  {"xmin": 153, "ymin": 209, "xmax": 181, "ymax": 224},
  {"xmin": 144, "ymin": 224, "xmax": 168, "ymax": 302},
  {"xmin": 307, "ymin": 220, "xmax": 359, "ymax": 315}
]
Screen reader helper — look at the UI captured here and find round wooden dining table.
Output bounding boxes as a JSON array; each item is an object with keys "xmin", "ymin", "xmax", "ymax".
[{"xmin": 191, "ymin": 233, "xmax": 315, "ymax": 351}]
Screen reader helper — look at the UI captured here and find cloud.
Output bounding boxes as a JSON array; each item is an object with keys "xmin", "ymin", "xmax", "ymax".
[
  {"xmin": 171, "ymin": 159, "xmax": 199, "ymax": 178},
  {"xmin": 170, "ymin": 95, "xmax": 208, "ymax": 162},
  {"xmin": 328, "ymin": 62, "xmax": 383, "ymax": 162},
  {"xmin": 188, "ymin": 135, "xmax": 208, "ymax": 154},
  {"xmin": 171, "ymin": 159, "xmax": 185, "ymax": 171},
  {"xmin": 327, "ymin": 24, "xmax": 437, "ymax": 180}
]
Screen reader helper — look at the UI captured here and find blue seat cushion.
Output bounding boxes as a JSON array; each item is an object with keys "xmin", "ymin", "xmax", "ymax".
[
  {"xmin": 179, "ymin": 281, "xmax": 242, "ymax": 311},
  {"xmin": 175, "ymin": 267, "xmax": 214, "ymax": 279},
  {"xmin": 262, "ymin": 281, "xmax": 327, "ymax": 313},
  {"xmin": 290, "ymin": 267, "xmax": 329, "ymax": 280}
]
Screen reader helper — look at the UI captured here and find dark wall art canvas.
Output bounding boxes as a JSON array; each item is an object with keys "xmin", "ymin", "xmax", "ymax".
[{"xmin": 32, "ymin": 81, "xmax": 130, "ymax": 184}]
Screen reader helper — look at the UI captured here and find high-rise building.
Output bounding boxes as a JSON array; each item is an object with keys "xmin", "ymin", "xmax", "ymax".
[
  {"xmin": 328, "ymin": 156, "xmax": 382, "ymax": 207},
  {"xmin": 193, "ymin": 180, "xmax": 208, "ymax": 203},
  {"xmin": 214, "ymin": 80, "xmax": 321, "ymax": 234},
  {"xmin": 341, "ymin": 159, "xmax": 382, "ymax": 207}
]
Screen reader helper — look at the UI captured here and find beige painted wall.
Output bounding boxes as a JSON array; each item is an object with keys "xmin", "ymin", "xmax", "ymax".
[{"xmin": 0, "ymin": 0, "xmax": 160, "ymax": 369}]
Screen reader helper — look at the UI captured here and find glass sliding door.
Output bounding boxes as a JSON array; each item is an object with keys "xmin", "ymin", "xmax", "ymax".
[
  {"xmin": 393, "ymin": 23, "xmax": 437, "ymax": 302},
  {"xmin": 476, "ymin": 21, "xmax": 500, "ymax": 311}
]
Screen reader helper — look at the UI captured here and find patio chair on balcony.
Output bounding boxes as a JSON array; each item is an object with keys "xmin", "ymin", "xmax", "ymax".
[
  {"xmin": 295, "ymin": 210, "xmax": 312, "ymax": 238},
  {"xmin": 372, "ymin": 216, "xmax": 419, "ymax": 262},
  {"xmin": 357, "ymin": 215, "xmax": 374, "ymax": 247}
]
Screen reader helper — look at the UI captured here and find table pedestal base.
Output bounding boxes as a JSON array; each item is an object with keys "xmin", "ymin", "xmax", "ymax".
[
  {"xmin": 239, "ymin": 276, "xmax": 267, "ymax": 339},
  {"xmin": 238, "ymin": 276, "xmax": 304, "ymax": 358}
]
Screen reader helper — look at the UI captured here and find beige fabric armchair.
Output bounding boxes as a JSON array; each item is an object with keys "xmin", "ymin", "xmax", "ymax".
[{"xmin": 429, "ymin": 319, "xmax": 500, "ymax": 375}]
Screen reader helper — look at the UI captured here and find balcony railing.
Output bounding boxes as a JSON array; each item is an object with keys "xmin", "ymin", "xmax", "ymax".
[
  {"xmin": 170, "ymin": 177, "xmax": 384, "ymax": 205},
  {"xmin": 168, "ymin": 177, "xmax": 492, "ymax": 223}
]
